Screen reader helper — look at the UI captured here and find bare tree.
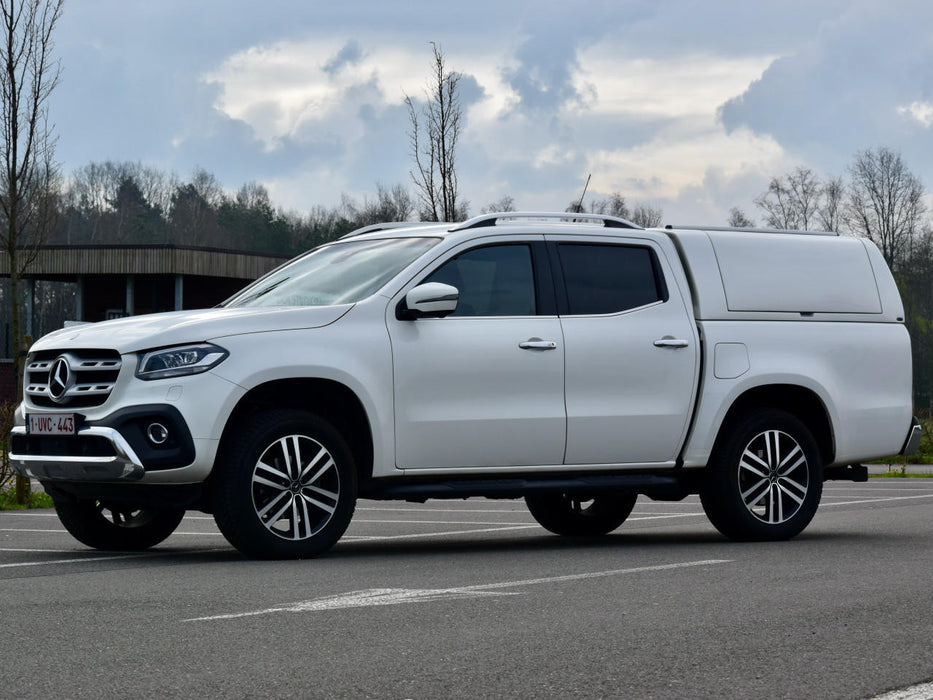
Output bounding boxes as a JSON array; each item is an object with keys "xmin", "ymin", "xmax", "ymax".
[
  {"xmin": 630, "ymin": 202, "xmax": 663, "ymax": 228},
  {"xmin": 728, "ymin": 207, "xmax": 755, "ymax": 228},
  {"xmin": 342, "ymin": 183, "xmax": 415, "ymax": 226},
  {"xmin": 1, "ymin": 0, "xmax": 63, "ymax": 502},
  {"xmin": 480, "ymin": 195, "xmax": 515, "ymax": 214},
  {"xmin": 405, "ymin": 42, "xmax": 463, "ymax": 222},
  {"xmin": 845, "ymin": 147, "xmax": 925, "ymax": 270},
  {"xmin": 585, "ymin": 192, "xmax": 630, "ymax": 219},
  {"xmin": 815, "ymin": 176, "xmax": 844, "ymax": 233},
  {"xmin": 755, "ymin": 167, "xmax": 822, "ymax": 230},
  {"xmin": 1, "ymin": 0, "xmax": 62, "ymax": 368}
]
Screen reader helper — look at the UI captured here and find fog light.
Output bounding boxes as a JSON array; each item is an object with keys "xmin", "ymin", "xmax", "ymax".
[{"xmin": 147, "ymin": 422, "xmax": 169, "ymax": 445}]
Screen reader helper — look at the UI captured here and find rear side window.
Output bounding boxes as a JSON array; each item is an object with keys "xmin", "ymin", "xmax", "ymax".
[{"xmin": 557, "ymin": 243, "xmax": 664, "ymax": 315}]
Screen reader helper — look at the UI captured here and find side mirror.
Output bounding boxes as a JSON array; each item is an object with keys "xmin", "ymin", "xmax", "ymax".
[{"xmin": 398, "ymin": 282, "xmax": 459, "ymax": 320}]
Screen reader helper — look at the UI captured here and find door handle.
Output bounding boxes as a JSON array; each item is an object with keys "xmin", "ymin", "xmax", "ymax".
[
  {"xmin": 519, "ymin": 339, "xmax": 557, "ymax": 350},
  {"xmin": 653, "ymin": 337, "xmax": 689, "ymax": 348}
]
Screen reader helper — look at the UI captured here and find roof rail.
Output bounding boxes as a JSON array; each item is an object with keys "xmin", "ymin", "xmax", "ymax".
[
  {"xmin": 663, "ymin": 224, "xmax": 839, "ymax": 237},
  {"xmin": 450, "ymin": 211, "xmax": 641, "ymax": 232},
  {"xmin": 339, "ymin": 221, "xmax": 441, "ymax": 240}
]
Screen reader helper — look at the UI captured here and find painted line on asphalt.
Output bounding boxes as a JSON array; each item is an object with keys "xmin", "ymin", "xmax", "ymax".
[
  {"xmin": 0, "ymin": 527, "xmax": 222, "ymax": 536},
  {"xmin": 0, "ymin": 547, "xmax": 230, "ymax": 569},
  {"xmin": 357, "ymin": 506, "xmax": 531, "ymax": 514},
  {"xmin": 354, "ymin": 519, "xmax": 535, "ymax": 526},
  {"xmin": 868, "ymin": 681, "xmax": 933, "ymax": 700},
  {"xmin": 184, "ymin": 558, "xmax": 732, "ymax": 622},
  {"xmin": 821, "ymin": 494, "xmax": 933, "ymax": 507},
  {"xmin": 343, "ymin": 524, "xmax": 541, "ymax": 540}
]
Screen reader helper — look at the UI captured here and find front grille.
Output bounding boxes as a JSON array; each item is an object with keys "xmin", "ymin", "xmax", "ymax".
[{"xmin": 25, "ymin": 349, "xmax": 123, "ymax": 408}]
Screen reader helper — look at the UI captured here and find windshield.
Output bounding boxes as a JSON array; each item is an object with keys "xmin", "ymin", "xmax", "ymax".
[{"xmin": 223, "ymin": 237, "xmax": 440, "ymax": 308}]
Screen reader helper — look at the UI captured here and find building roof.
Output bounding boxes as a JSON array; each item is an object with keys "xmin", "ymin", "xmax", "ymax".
[{"xmin": 0, "ymin": 244, "xmax": 292, "ymax": 280}]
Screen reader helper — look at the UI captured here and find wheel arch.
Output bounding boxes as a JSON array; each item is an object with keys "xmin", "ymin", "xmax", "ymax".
[
  {"xmin": 211, "ymin": 378, "xmax": 374, "ymax": 489},
  {"xmin": 712, "ymin": 384, "xmax": 835, "ymax": 467}
]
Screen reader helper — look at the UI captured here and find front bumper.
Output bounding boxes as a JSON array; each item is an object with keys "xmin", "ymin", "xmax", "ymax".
[
  {"xmin": 10, "ymin": 425, "xmax": 145, "ymax": 482},
  {"xmin": 10, "ymin": 404, "xmax": 196, "ymax": 483}
]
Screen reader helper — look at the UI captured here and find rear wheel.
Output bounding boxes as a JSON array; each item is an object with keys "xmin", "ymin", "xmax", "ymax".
[
  {"xmin": 213, "ymin": 409, "xmax": 357, "ymax": 559},
  {"xmin": 525, "ymin": 492, "xmax": 637, "ymax": 536},
  {"xmin": 55, "ymin": 500, "xmax": 184, "ymax": 551},
  {"xmin": 701, "ymin": 409, "xmax": 822, "ymax": 541}
]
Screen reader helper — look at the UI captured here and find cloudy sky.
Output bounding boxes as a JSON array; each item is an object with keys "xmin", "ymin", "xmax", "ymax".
[{"xmin": 49, "ymin": 0, "xmax": 933, "ymax": 225}]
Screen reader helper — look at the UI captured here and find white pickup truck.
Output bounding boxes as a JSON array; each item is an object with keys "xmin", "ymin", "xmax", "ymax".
[{"xmin": 10, "ymin": 212, "xmax": 920, "ymax": 558}]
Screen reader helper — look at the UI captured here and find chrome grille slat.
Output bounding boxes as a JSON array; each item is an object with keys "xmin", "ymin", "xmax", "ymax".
[{"xmin": 24, "ymin": 349, "xmax": 123, "ymax": 408}]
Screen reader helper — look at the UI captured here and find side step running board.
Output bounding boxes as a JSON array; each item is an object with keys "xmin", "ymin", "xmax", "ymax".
[{"xmin": 362, "ymin": 473, "xmax": 685, "ymax": 502}]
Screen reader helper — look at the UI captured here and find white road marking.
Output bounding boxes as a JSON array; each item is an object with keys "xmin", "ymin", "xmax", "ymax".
[
  {"xmin": 0, "ymin": 528, "xmax": 222, "ymax": 536},
  {"xmin": 0, "ymin": 547, "xmax": 229, "ymax": 569},
  {"xmin": 353, "ymin": 519, "xmax": 534, "ymax": 526},
  {"xmin": 357, "ymin": 506, "xmax": 530, "ymax": 514},
  {"xmin": 184, "ymin": 558, "xmax": 732, "ymax": 622},
  {"xmin": 869, "ymin": 681, "xmax": 933, "ymax": 700},
  {"xmin": 821, "ymin": 494, "xmax": 933, "ymax": 507},
  {"xmin": 343, "ymin": 525, "xmax": 541, "ymax": 540}
]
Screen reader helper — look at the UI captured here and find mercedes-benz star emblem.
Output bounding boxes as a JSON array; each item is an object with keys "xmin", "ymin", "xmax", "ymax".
[{"xmin": 48, "ymin": 356, "xmax": 71, "ymax": 403}]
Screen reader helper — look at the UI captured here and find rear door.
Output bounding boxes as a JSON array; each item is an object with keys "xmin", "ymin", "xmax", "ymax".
[{"xmin": 549, "ymin": 236, "xmax": 699, "ymax": 465}]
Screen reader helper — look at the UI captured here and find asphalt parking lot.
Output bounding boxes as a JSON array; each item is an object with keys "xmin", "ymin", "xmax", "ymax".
[{"xmin": 1, "ymin": 480, "xmax": 932, "ymax": 699}]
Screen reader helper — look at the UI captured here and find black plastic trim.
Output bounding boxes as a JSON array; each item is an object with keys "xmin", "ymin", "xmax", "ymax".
[
  {"xmin": 91, "ymin": 405, "xmax": 195, "ymax": 471},
  {"xmin": 360, "ymin": 473, "xmax": 686, "ymax": 501}
]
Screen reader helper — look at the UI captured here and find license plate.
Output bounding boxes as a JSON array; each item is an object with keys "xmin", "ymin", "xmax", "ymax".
[{"xmin": 26, "ymin": 413, "xmax": 76, "ymax": 436}]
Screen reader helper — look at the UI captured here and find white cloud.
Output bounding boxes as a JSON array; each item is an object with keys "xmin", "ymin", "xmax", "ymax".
[
  {"xmin": 572, "ymin": 49, "xmax": 776, "ymax": 119},
  {"xmin": 203, "ymin": 41, "xmax": 427, "ymax": 150},
  {"xmin": 898, "ymin": 101, "xmax": 933, "ymax": 129},
  {"xmin": 588, "ymin": 125, "xmax": 785, "ymax": 200}
]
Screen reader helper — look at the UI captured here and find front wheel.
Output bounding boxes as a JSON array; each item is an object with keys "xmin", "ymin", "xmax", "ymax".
[
  {"xmin": 701, "ymin": 409, "xmax": 822, "ymax": 541},
  {"xmin": 54, "ymin": 500, "xmax": 184, "ymax": 551},
  {"xmin": 212, "ymin": 410, "xmax": 357, "ymax": 559},
  {"xmin": 525, "ymin": 492, "xmax": 638, "ymax": 536}
]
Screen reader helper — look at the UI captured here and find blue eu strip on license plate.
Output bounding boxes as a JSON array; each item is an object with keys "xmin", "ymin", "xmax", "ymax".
[{"xmin": 26, "ymin": 413, "xmax": 76, "ymax": 436}]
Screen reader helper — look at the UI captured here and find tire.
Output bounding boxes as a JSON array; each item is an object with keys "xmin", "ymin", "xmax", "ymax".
[
  {"xmin": 700, "ymin": 409, "xmax": 822, "ymax": 541},
  {"xmin": 54, "ymin": 500, "xmax": 184, "ymax": 551},
  {"xmin": 525, "ymin": 492, "xmax": 637, "ymax": 536},
  {"xmin": 212, "ymin": 409, "xmax": 357, "ymax": 559}
]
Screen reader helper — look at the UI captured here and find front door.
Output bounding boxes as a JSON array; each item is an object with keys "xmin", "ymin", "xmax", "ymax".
[{"xmin": 388, "ymin": 241, "xmax": 566, "ymax": 469}]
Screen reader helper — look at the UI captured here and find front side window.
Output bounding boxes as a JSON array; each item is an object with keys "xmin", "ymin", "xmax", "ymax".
[
  {"xmin": 557, "ymin": 243, "xmax": 664, "ymax": 315},
  {"xmin": 424, "ymin": 244, "xmax": 536, "ymax": 317},
  {"xmin": 224, "ymin": 237, "xmax": 439, "ymax": 308}
]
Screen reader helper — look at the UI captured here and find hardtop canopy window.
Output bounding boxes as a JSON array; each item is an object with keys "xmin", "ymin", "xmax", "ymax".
[{"xmin": 224, "ymin": 237, "xmax": 440, "ymax": 308}]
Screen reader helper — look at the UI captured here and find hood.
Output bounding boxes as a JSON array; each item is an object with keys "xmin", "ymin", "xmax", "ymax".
[{"xmin": 31, "ymin": 305, "xmax": 354, "ymax": 354}]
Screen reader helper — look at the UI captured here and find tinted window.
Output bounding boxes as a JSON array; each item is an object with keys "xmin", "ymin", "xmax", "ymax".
[
  {"xmin": 425, "ymin": 245, "xmax": 536, "ymax": 317},
  {"xmin": 558, "ymin": 244, "xmax": 662, "ymax": 315}
]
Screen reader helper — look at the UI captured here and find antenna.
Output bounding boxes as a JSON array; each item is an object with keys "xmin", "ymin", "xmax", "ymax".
[{"xmin": 574, "ymin": 174, "xmax": 591, "ymax": 213}]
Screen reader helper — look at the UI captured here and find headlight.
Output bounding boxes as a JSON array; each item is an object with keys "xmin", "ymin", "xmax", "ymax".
[{"xmin": 136, "ymin": 343, "xmax": 229, "ymax": 381}]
